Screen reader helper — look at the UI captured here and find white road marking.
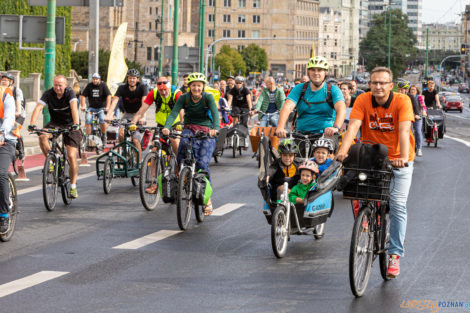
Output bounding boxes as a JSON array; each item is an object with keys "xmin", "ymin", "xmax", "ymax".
[
  {"xmin": 212, "ymin": 203, "xmax": 245, "ymax": 216},
  {"xmin": 17, "ymin": 172, "xmax": 96, "ymax": 195},
  {"xmin": 445, "ymin": 135, "xmax": 470, "ymax": 147},
  {"xmin": 0, "ymin": 271, "xmax": 68, "ymax": 298},
  {"xmin": 112, "ymin": 230, "xmax": 182, "ymax": 250}
]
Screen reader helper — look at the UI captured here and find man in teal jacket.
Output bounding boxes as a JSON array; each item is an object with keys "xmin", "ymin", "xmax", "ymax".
[{"xmin": 255, "ymin": 76, "xmax": 285, "ymax": 127}]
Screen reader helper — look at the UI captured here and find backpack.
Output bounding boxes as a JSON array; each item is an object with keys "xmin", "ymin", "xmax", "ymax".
[
  {"xmin": 298, "ymin": 82, "xmax": 334, "ymax": 109},
  {"xmin": 13, "ymin": 87, "xmax": 26, "ymax": 110},
  {"xmin": 159, "ymin": 166, "xmax": 177, "ymax": 203},
  {"xmin": 192, "ymin": 170, "xmax": 213, "ymax": 205}
]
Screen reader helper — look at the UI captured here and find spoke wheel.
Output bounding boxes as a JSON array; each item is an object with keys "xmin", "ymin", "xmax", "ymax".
[
  {"xmin": 60, "ymin": 158, "xmax": 72, "ymax": 205},
  {"xmin": 139, "ymin": 152, "xmax": 161, "ymax": 211},
  {"xmin": 103, "ymin": 158, "xmax": 113, "ymax": 194},
  {"xmin": 433, "ymin": 127, "xmax": 438, "ymax": 147},
  {"xmin": 42, "ymin": 154, "xmax": 58, "ymax": 211},
  {"xmin": 194, "ymin": 203, "xmax": 205, "ymax": 223},
  {"xmin": 379, "ymin": 210, "xmax": 391, "ymax": 281},
  {"xmin": 0, "ymin": 174, "xmax": 18, "ymax": 242},
  {"xmin": 271, "ymin": 206, "xmax": 289, "ymax": 258},
  {"xmin": 177, "ymin": 167, "xmax": 193, "ymax": 230},
  {"xmin": 232, "ymin": 136, "xmax": 238, "ymax": 158},
  {"xmin": 313, "ymin": 223, "xmax": 325, "ymax": 239},
  {"xmin": 349, "ymin": 206, "xmax": 374, "ymax": 297}
]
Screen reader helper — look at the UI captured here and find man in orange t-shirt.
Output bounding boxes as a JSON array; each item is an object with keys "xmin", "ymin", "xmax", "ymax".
[{"xmin": 337, "ymin": 66, "xmax": 414, "ymax": 280}]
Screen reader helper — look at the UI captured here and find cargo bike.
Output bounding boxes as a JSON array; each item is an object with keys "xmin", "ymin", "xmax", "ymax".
[{"xmin": 424, "ymin": 108, "xmax": 445, "ymax": 148}]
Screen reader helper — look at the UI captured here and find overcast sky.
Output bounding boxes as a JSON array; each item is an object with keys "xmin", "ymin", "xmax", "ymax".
[{"xmin": 421, "ymin": 0, "xmax": 466, "ymax": 24}]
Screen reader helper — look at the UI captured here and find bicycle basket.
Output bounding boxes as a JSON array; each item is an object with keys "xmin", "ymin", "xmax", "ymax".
[{"xmin": 341, "ymin": 167, "xmax": 393, "ymax": 201}]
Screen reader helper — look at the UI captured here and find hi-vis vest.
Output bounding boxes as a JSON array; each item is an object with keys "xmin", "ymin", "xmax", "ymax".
[
  {"xmin": 0, "ymin": 88, "xmax": 22, "ymax": 138},
  {"xmin": 153, "ymin": 85, "xmax": 181, "ymax": 126}
]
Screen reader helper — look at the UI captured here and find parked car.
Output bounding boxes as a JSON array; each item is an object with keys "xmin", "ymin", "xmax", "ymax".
[
  {"xmin": 444, "ymin": 95, "xmax": 463, "ymax": 112},
  {"xmin": 458, "ymin": 83, "xmax": 469, "ymax": 93}
]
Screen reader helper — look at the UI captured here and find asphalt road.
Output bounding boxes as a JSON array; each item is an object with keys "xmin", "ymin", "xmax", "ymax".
[{"xmin": 1, "ymin": 118, "xmax": 470, "ymax": 312}]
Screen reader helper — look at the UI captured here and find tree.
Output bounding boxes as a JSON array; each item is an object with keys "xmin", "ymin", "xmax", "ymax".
[
  {"xmin": 214, "ymin": 45, "xmax": 246, "ymax": 79},
  {"xmin": 240, "ymin": 44, "xmax": 268, "ymax": 75},
  {"xmin": 359, "ymin": 10, "xmax": 417, "ymax": 78}
]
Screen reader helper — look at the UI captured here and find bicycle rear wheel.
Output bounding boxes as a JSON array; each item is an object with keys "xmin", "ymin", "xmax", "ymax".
[
  {"xmin": 232, "ymin": 135, "xmax": 238, "ymax": 158},
  {"xmin": 60, "ymin": 158, "xmax": 72, "ymax": 205},
  {"xmin": 103, "ymin": 158, "xmax": 113, "ymax": 194},
  {"xmin": 177, "ymin": 167, "xmax": 193, "ymax": 230},
  {"xmin": 42, "ymin": 154, "xmax": 58, "ymax": 211},
  {"xmin": 349, "ymin": 205, "xmax": 374, "ymax": 297},
  {"xmin": 0, "ymin": 174, "xmax": 18, "ymax": 242},
  {"xmin": 379, "ymin": 208, "xmax": 391, "ymax": 281},
  {"xmin": 433, "ymin": 126, "xmax": 438, "ymax": 147},
  {"xmin": 139, "ymin": 152, "xmax": 161, "ymax": 211}
]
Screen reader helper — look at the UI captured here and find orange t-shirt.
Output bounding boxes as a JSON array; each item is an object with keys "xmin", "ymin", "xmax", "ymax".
[{"xmin": 350, "ymin": 92, "xmax": 415, "ymax": 161}]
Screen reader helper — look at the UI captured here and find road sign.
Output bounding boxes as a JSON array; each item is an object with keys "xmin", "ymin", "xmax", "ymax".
[
  {"xmin": 28, "ymin": 0, "xmax": 123, "ymax": 6},
  {"xmin": 0, "ymin": 15, "xmax": 65, "ymax": 44}
]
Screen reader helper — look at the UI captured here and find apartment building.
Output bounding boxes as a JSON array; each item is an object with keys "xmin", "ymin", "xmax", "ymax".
[
  {"xmin": 419, "ymin": 23, "xmax": 463, "ymax": 51},
  {"xmin": 318, "ymin": 7, "xmax": 342, "ymax": 77}
]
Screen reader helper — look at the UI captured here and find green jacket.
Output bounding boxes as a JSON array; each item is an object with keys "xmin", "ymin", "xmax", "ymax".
[
  {"xmin": 255, "ymin": 87, "xmax": 285, "ymax": 119},
  {"xmin": 288, "ymin": 181, "xmax": 316, "ymax": 204}
]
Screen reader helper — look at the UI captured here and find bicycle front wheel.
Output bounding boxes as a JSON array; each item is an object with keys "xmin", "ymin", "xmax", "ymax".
[
  {"xmin": 0, "ymin": 174, "xmax": 18, "ymax": 242},
  {"xmin": 232, "ymin": 136, "xmax": 238, "ymax": 158},
  {"xmin": 103, "ymin": 158, "xmax": 113, "ymax": 194},
  {"xmin": 379, "ymin": 209, "xmax": 391, "ymax": 281},
  {"xmin": 42, "ymin": 154, "xmax": 58, "ymax": 211},
  {"xmin": 349, "ymin": 205, "xmax": 374, "ymax": 297},
  {"xmin": 177, "ymin": 167, "xmax": 193, "ymax": 230},
  {"xmin": 433, "ymin": 127, "xmax": 438, "ymax": 147},
  {"xmin": 61, "ymin": 158, "xmax": 72, "ymax": 205},
  {"xmin": 139, "ymin": 152, "xmax": 161, "ymax": 211},
  {"xmin": 271, "ymin": 206, "xmax": 289, "ymax": 258}
]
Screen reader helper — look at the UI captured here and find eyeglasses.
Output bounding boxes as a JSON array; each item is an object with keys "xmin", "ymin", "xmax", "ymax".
[
  {"xmin": 157, "ymin": 81, "xmax": 169, "ymax": 85},
  {"xmin": 370, "ymin": 81, "xmax": 392, "ymax": 86},
  {"xmin": 235, "ymin": 82, "xmax": 243, "ymax": 84}
]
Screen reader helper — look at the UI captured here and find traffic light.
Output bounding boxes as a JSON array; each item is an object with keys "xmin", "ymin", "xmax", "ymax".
[{"xmin": 461, "ymin": 43, "xmax": 467, "ymax": 55}]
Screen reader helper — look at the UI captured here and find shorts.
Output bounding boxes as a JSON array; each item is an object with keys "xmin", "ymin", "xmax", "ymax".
[
  {"xmin": 120, "ymin": 112, "xmax": 143, "ymax": 141},
  {"xmin": 85, "ymin": 107, "xmax": 106, "ymax": 124},
  {"xmin": 45, "ymin": 122, "xmax": 82, "ymax": 149}
]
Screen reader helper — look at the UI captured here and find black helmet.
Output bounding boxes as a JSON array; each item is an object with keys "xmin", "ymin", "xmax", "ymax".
[
  {"xmin": 278, "ymin": 139, "xmax": 299, "ymax": 155},
  {"xmin": 1, "ymin": 72, "xmax": 14, "ymax": 83},
  {"xmin": 127, "ymin": 68, "xmax": 140, "ymax": 78}
]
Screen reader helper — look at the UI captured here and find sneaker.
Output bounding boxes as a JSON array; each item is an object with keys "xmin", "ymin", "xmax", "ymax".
[
  {"xmin": 387, "ymin": 254, "xmax": 400, "ymax": 278},
  {"xmin": 0, "ymin": 215, "xmax": 9, "ymax": 233},
  {"xmin": 69, "ymin": 187, "xmax": 78, "ymax": 199},
  {"xmin": 145, "ymin": 184, "xmax": 158, "ymax": 194},
  {"xmin": 417, "ymin": 149, "xmax": 423, "ymax": 157}
]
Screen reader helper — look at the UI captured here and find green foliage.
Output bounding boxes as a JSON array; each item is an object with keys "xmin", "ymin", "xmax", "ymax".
[
  {"xmin": 240, "ymin": 44, "xmax": 268, "ymax": 75},
  {"xmin": 360, "ymin": 9, "xmax": 417, "ymax": 78},
  {"xmin": 214, "ymin": 45, "xmax": 246, "ymax": 79},
  {"xmin": 0, "ymin": 0, "xmax": 72, "ymax": 76}
]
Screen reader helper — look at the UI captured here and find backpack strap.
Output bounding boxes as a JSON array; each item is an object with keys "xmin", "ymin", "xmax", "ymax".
[
  {"xmin": 298, "ymin": 82, "xmax": 309, "ymax": 105},
  {"xmin": 12, "ymin": 87, "xmax": 17, "ymax": 101},
  {"xmin": 298, "ymin": 81, "xmax": 334, "ymax": 109}
]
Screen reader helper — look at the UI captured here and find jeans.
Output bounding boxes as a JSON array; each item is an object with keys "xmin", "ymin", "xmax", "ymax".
[
  {"xmin": 388, "ymin": 161, "xmax": 414, "ymax": 257},
  {"xmin": 259, "ymin": 112, "xmax": 279, "ymax": 127},
  {"xmin": 0, "ymin": 141, "xmax": 15, "ymax": 214},
  {"xmin": 85, "ymin": 107, "xmax": 106, "ymax": 124},
  {"xmin": 413, "ymin": 118, "xmax": 423, "ymax": 150},
  {"xmin": 177, "ymin": 128, "xmax": 216, "ymax": 180}
]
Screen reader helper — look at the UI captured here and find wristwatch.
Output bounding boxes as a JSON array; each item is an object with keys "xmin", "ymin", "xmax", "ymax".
[{"xmin": 333, "ymin": 124, "xmax": 340, "ymax": 130}]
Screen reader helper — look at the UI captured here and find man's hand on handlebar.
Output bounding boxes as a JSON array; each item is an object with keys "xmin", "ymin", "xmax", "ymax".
[
  {"xmin": 209, "ymin": 129, "xmax": 218, "ymax": 137},
  {"xmin": 275, "ymin": 127, "xmax": 287, "ymax": 138},
  {"xmin": 324, "ymin": 126, "xmax": 339, "ymax": 137},
  {"xmin": 162, "ymin": 128, "xmax": 170, "ymax": 136},
  {"xmin": 392, "ymin": 158, "xmax": 408, "ymax": 168},
  {"xmin": 28, "ymin": 125, "xmax": 37, "ymax": 132}
]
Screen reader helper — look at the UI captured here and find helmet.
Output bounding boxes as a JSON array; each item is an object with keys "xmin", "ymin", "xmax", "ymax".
[
  {"xmin": 313, "ymin": 137, "xmax": 335, "ymax": 153},
  {"xmin": 397, "ymin": 80, "xmax": 410, "ymax": 89},
  {"xmin": 235, "ymin": 76, "xmax": 245, "ymax": 82},
  {"xmin": 1, "ymin": 72, "xmax": 14, "ymax": 83},
  {"xmin": 298, "ymin": 160, "xmax": 319, "ymax": 174},
  {"xmin": 187, "ymin": 72, "xmax": 207, "ymax": 85},
  {"xmin": 307, "ymin": 56, "xmax": 329, "ymax": 71},
  {"xmin": 127, "ymin": 68, "xmax": 140, "ymax": 78},
  {"xmin": 278, "ymin": 139, "xmax": 299, "ymax": 155}
]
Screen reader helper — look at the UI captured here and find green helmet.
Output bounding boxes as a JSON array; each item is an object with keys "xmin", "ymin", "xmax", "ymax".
[
  {"xmin": 397, "ymin": 80, "xmax": 410, "ymax": 89},
  {"xmin": 187, "ymin": 72, "xmax": 207, "ymax": 85},
  {"xmin": 307, "ymin": 56, "xmax": 329, "ymax": 71},
  {"xmin": 278, "ymin": 139, "xmax": 299, "ymax": 155}
]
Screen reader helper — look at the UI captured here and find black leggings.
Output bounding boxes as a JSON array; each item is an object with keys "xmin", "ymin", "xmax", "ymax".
[{"xmin": 0, "ymin": 141, "xmax": 15, "ymax": 214}]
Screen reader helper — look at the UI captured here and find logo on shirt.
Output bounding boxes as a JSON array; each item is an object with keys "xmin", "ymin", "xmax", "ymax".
[{"xmin": 369, "ymin": 112, "xmax": 395, "ymax": 132}]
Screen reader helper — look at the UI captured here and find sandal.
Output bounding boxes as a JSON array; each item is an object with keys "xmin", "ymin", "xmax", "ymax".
[
  {"xmin": 145, "ymin": 184, "xmax": 158, "ymax": 194},
  {"xmin": 203, "ymin": 199, "xmax": 213, "ymax": 216}
]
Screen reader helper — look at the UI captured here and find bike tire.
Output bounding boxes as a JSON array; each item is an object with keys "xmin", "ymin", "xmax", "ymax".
[
  {"xmin": 42, "ymin": 154, "xmax": 58, "ymax": 211},
  {"xmin": 194, "ymin": 202, "xmax": 205, "ymax": 223},
  {"xmin": 177, "ymin": 167, "xmax": 193, "ymax": 230},
  {"xmin": 60, "ymin": 158, "xmax": 72, "ymax": 205},
  {"xmin": 313, "ymin": 223, "xmax": 325, "ymax": 239},
  {"xmin": 232, "ymin": 136, "xmax": 238, "ymax": 158},
  {"xmin": 379, "ymin": 209, "xmax": 391, "ymax": 281},
  {"xmin": 11, "ymin": 159, "xmax": 18, "ymax": 176},
  {"xmin": 0, "ymin": 174, "xmax": 18, "ymax": 242},
  {"xmin": 271, "ymin": 206, "xmax": 289, "ymax": 258},
  {"xmin": 103, "ymin": 158, "xmax": 113, "ymax": 194},
  {"xmin": 139, "ymin": 152, "xmax": 161, "ymax": 211},
  {"xmin": 349, "ymin": 205, "xmax": 374, "ymax": 297},
  {"xmin": 433, "ymin": 128, "xmax": 438, "ymax": 148}
]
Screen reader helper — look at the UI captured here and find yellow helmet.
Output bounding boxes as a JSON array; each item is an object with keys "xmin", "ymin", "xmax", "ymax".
[
  {"xmin": 307, "ymin": 56, "xmax": 329, "ymax": 71},
  {"xmin": 187, "ymin": 72, "xmax": 207, "ymax": 85}
]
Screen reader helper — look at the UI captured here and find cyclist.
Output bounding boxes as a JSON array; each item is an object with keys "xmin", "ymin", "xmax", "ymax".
[
  {"xmin": 397, "ymin": 80, "xmax": 423, "ymax": 157},
  {"xmin": 130, "ymin": 76, "xmax": 183, "ymax": 154},
  {"xmin": 275, "ymin": 56, "xmax": 346, "ymax": 140},
  {"xmin": 422, "ymin": 81, "xmax": 442, "ymax": 109},
  {"xmin": 29, "ymin": 75, "xmax": 82, "ymax": 198},
  {"xmin": 350, "ymin": 80, "xmax": 364, "ymax": 97},
  {"xmin": 337, "ymin": 66, "xmax": 415, "ymax": 279},
  {"xmin": 224, "ymin": 75, "xmax": 235, "ymax": 100},
  {"xmin": 180, "ymin": 73, "xmax": 190, "ymax": 94},
  {"xmin": 409, "ymin": 84, "xmax": 426, "ymax": 157},
  {"xmin": 227, "ymin": 76, "xmax": 252, "ymax": 128},
  {"xmin": 105, "ymin": 69, "xmax": 148, "ymax": 157},
  {"xmin": 162, "ymin": 73, "xmax": 219, "ymax": 215},
  {"xmin": 0, "ymin": 86, "xmax": 19, "ymax": 232},
  {"xmin": 80, "ymin": 73, "xmax": 112, "ymax": 144},
  {"xmin": 254, "ymin": 76, "xmax": 285, "ymax": 127}
]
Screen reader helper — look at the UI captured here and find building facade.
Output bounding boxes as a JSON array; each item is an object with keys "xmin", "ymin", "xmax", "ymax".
[
  {"xmin": 318, "ymin": 7, "xmax": 342, "ymax": 77},
  {"xmin": 419, "ymin": 23, "xmax": 463, "ymax": 51}
]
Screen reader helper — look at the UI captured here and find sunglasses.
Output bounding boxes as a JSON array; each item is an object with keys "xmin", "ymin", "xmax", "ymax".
[{"xmin": 157, "ymin": 81, "xmax": 169, "ymax": 85}]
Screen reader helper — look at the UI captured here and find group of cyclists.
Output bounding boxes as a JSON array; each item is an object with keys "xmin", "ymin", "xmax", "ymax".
[{"xmin": 0, "ymin": 54, "xmax": 425, "ymax": 282}]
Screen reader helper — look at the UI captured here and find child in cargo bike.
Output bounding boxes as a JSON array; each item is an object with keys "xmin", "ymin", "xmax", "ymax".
[
  {"xmin": 288, "ymin": 160, "xmax": 318, "ymax": 205},
  {"xmin": 311, "ymin": 137, "xmax": 335, "ymax": 174}
]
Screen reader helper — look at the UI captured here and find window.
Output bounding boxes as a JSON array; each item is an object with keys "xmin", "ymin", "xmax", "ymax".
[
  {"xmin": 238, "ymin": 30, "xmax": 246, "ymax": 38},
  {"xmin": 237, "ymin": 45, "xmax": 244, "ymax": 51},
  {"xmin": 253, "ymin": 0, "xmax": 260, "ymax": 8},
  {"xmin": 252, "ymin": 15, "xmax": 260, "ymax": 23},
  {"xmin": 208, "ymin": 0, "xmax": 215, "ymax": 6},
  {"xmin": 252, "ymin": 30, "xmax": 260, "ymax": 38},
  {"xmin": 155, "ymin": 7, "xmax": 158, "ymax": 15},
  {"xmin": 208, "ymin": 29, "xmax": 215, "ymax": 37},
  {"xmin": 334, "ymin": 26, "xmax": 338, "ymax": 33},
  {"xmin": 149, "ymin": 22, "xmax": 152, "ymax": 30},
  {"xmin": 154, "ymin": 47, "xmax": 158, "ymax": 61},
  {"xmin": 147, "ymin": 47, "xmax": 152, "ymax": 61},
  {"xmin": 238, "ymin": 15, "xmax": 246, "ymax": 23},
  {"xmin": 323, "ymin": 39, "xmax": 327, "ymax": 46},
  {"xmin": 208, "ymin": 14, "xmax": 215, "ymax": 22},
  {"xmin": 334, "ymin": 39, "xmax": 337, "ymax": 47},
  {"xmin": 149, "ymin": 7, "xmax": 152, "ymax": 15},
  {"xmin": 239, "ymin": 0, "xmax": 246, "ymax": 7},
  {"xmin": 224, "ymin": 0, "xmax": 231, "ymax": 7},
  {"xmin": 223, "ymin": 14, "xmax": 231, "ymax": 23},
  {"xmin": 223, "ymin": 29, "xmax": 231, "ymax": 37},
  {"xmin": 323, "ymin": 25, "xmax": 327, "ymax": 32}
]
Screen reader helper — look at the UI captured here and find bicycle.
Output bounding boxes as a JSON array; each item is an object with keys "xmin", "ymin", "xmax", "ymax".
[
  {"xmin": 83, "ymin": 109, "xmax": 105, "ymax": 154},
  {"xmin": 226, "ymin": 111, "xmax": 251, "ymax": 158},
  {"xmin": 33, "ymin": 128, "xmax": 74, "ymax": 211},
  {"xmin": 139, "ymin": 126, "xmax": 178, "ymax": 211},
  {"xmin": 11, "ymin": 136, "xmax": 25, "ymax": 176},
  {"xmin": 291, "ymin": 131, "xmax": 324, "ymax": 160},
  {"xmin": 0, "ymin": 173, "xmax": 18, "ymax": 242}
]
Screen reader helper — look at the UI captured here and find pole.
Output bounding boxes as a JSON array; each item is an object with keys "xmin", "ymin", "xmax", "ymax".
[
  {"xmin": 199, "ymin": 0, "xmax": 205, "ymax": 72},
  {"xmin": 211, "ymin": 0, "xmax": 216, "ymax": 81},
  {"xmin": 158, "ymin": 0, "xmax": 164, "ymax": 76},
  {"xmin": 425, "ymin": 28, "xmax": 429, "ymax": 78},
  {"xmin": 88, "ymin": 0, "xmax": 99, "ymax": 80},
  {"xmin": 43, "ymin": 0, "xmax": 56, "ymax": 125},
  {"xmin": 171, "ymin": 0, "xmax": 180, "ymax": 84},
  {"xmin": 134, "ymin": 22, "xmax": 139, "ymax": 64},
  {"xmin": 388, "ymin": 4, "xmax": 391, "ymax": 68}
]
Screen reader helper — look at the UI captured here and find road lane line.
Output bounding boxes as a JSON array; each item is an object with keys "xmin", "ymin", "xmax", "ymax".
[
  {"xmin": 112, "ymin": 230, "xmax": 182, "ymax": 250},
  {"xmin": 0, "ymin": 271, "xmax": 69, "ymax": 298},
  {"xmin": 212, "ymin": 203, "xmax": 245, "ymax": 216},
  {"xmin": 18, "ymin": 172, "xmax": 96, "ymax": 195},
  {"xmin": 445, "ymin": 135, "xmax": 470, "ymax": 147}
]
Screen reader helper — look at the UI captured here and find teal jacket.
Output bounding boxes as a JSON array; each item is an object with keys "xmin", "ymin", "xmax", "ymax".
[
  {"xmin": 255, "ymin": 87, "xmax": 285, "ymax": 119},
  {"xmin": 288, "ymin": 180, "xmax": 317, "ymax": 204}
]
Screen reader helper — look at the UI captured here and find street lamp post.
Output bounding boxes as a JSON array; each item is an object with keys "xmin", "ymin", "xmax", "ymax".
[
  {"xmin": 128, "ymin": 39, "xmax": 144, "ymax": 65},
  {"xmin": 158, "ymin": 0, "xmax": 164, "ymax": 77}
]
